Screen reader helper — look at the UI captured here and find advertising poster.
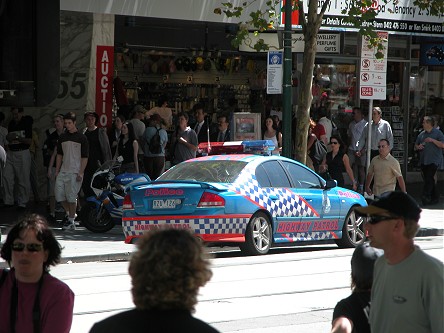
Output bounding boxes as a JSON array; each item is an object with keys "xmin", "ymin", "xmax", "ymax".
[{"xmin": 95, "ymin": 45, "xmax": 114, "ymax": 128}]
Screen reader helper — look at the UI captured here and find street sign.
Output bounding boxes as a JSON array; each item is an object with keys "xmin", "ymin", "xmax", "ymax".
[
  {"xmin": 359, "ymin": 31, "xmax": 388, "ymax": 100},
  {"xmin": 267, "ymin": 51, "xmax": 283, "ymax": 94}
]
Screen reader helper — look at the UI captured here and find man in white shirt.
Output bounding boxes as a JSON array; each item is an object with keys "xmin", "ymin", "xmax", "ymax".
[
  {"xmin": 356, "ymin": 107, "xmax": 393, "ymax": 161},
  {"xmin": 348, "ymin": 107, "xmax": 368, "ymax": 190}
]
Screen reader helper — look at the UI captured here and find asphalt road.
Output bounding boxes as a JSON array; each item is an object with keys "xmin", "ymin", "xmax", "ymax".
[{"xmin": 50, "ymin": 236, "xmax": 444, "ymax": 333}]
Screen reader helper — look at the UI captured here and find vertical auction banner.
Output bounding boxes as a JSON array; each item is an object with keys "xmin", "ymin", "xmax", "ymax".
[
  {"xmin": 95, "ymin": 45, "xmax": 114, "ymax": 128},
  {"xmin": 267, "ymin": 51, "xmax": 283, "ymax": 94}
]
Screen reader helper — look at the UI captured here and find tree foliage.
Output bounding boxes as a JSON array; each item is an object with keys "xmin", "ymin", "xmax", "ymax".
[{"xmin": 214, "ymin": 0, "xmax": 443, "ymax": 164}]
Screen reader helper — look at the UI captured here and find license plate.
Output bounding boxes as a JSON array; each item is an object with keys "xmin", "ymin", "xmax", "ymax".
[{"xmin": 153, "ymin": 199, "xmax": 180, "ymax": 209}]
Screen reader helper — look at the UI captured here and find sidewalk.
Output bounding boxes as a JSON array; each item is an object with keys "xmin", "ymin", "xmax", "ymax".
[{"xmin": 0, "ymin": 181, "xmax": 443, "ymax": 268}]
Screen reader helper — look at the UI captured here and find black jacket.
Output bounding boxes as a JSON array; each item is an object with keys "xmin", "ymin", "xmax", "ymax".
[
  {"xmin": 89, "ymin": 309, "xmax": 220, "ymax": 333},
  {"xmin": 211, "ymin": 128, "xmax": 231, "ymax": 142},
  {"xmin": 194, "ymin": 121, "xmax": 210, "ymax": 143}
]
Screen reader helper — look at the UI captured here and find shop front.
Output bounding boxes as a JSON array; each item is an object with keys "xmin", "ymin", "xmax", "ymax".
[{"xmin": 52, "ymin": 9, "xmax": 444, "ymax": 175}]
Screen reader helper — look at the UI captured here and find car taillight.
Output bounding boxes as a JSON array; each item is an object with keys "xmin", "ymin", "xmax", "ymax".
[
  {"xmin": 198, "ymin": 192, "xmax": 225, "ymax": 207},
  {"xmin": 123, "ymin": 194, "xmax": 134, "ymax": 209}
]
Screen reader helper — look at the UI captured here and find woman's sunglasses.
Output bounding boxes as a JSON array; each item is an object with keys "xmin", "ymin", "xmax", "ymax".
[
  {"xmin": 11, "ymin": 242, "xmax": 44, "ymax": 252},
  {"xmin": 330, "ymin": 141, "xmax": 339, "ymax": 145}
]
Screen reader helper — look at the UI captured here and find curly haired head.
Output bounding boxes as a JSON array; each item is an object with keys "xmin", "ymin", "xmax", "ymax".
[
  {"xmin": 1, "ymin": 214, "xmax": 62, "ymax": 271},
  {"xmin": 129, "ymin": 229, "xmax": 212, "ymax": 312}
]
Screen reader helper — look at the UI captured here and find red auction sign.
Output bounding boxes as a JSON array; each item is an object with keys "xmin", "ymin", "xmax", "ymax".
[{"xmin": 95, "ymin": 45, "xmax": 114, "ymax": 128}]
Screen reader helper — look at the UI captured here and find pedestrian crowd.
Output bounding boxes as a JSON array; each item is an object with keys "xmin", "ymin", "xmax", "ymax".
[
  {"xmin": 308, "ymin": 104, "xmax": 443, "ymax": 205},
  {"xmin": 0, "ymin": 100, "xmax": 234, "ymax": 231}
]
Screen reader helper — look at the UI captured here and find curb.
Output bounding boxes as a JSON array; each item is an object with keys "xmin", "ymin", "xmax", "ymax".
[
  {"xmin": 60, "ymin": 252, "xmax": 133, "ymax": 264},
  {"xmin": 416, "ymin": 228, "xmax": 444, "ymax": 237},
  {"xmin": 0, "ymin": 252, "xmax": 134, "ymax": 269},
  {"xmin": 1, "ymin": 228, "xmax": 441, "ymax": 269}
]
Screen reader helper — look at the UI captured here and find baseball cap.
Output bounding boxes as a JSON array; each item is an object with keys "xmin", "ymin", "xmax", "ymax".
[
  {"xmin": 84, "ymin": 111, "xmax": 98, "ymax": 120},
  {"xmin": 133, "ymin": 105, "xmax": 147, "ymax": 114},
  {"xmin": 351, "ymin": 243, "xmax": 383, "ymax": 282},
  {"xmin": 354, "ymin": 191, "xmax": 421, "ymax": 221}
]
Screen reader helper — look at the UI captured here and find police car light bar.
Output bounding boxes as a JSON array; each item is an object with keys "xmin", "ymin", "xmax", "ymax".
[{"xmin": 198, "ymin": 140, "xmax": 275, "ymax": 156}]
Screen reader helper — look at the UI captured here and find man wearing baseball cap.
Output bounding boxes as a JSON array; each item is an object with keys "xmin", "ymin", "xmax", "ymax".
[{"xmin": 354, "ymin": 191, "xmax": 443, "ymax": 333}]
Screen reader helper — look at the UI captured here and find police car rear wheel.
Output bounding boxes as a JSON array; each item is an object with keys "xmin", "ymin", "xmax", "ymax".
[
  {"xmin": 240, "ymin": 212, "xmax": 272, "ymax": 255},
  {"xmin": 335, "ymin": 208, "xmax": 366, "ymax": 248}
]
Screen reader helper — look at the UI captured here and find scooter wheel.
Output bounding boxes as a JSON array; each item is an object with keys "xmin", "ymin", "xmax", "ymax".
[{"xmin": 80, "ymin": 202, "xmax": 114, "ymax": 233}]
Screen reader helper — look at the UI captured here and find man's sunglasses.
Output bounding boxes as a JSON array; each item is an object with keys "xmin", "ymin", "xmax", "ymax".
[
  {"xmin": 11, "ymin": 242, "xmax": 44, "ymax": 252},
  {"xmin": 367, "ymin": 215, "xmax": 399, "ymax": 225}
]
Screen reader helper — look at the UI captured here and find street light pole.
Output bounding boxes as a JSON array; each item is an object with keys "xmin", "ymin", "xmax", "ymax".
[{"xmin": 281, "ymin": 0, "xmax": 293, "ymax": 158}]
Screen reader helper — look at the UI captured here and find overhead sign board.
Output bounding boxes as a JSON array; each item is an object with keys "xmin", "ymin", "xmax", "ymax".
[
  {"xmin": 239, "ymin": 33, "xmax": 340, "ymax": 53},
  {"xmin": 359, "ymin": 31, "xmax": 388, "ymax": 100},
  {"xmin": 280, "ymin": 0, "xmax": 444, "ymax": 36}
]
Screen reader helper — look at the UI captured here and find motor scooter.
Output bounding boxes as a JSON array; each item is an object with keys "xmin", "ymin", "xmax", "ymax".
[{"xmin": 79, "ymin": 158, "xmax": 150, "ymax": 233}]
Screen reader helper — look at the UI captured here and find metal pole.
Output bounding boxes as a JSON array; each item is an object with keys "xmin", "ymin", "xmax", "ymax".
[
  {"xmin": 281, "ymin": 0, "xmax": 292, "ymax": 158},
  {"xmin": 366, "ymin": 99, "xmax": 373, "ymax": 171}
]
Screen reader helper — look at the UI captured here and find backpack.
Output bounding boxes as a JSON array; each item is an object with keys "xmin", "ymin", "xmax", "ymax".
[
  {"xmin": 310, "ymin": 138, "xmax": 327, "ymax": 164},
  {"xmin": 148, "ymin": 127, "xmax": 162, "ymax": 154}
]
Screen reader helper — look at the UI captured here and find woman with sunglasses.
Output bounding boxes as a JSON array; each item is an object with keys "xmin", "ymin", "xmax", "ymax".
[
  {"xmin": 319, "ymin": 134, "xmax": 357, "ymax": 191},
  {"xmin": 0, "ymin": 214, "xmax": 74, "ymax": 333}
]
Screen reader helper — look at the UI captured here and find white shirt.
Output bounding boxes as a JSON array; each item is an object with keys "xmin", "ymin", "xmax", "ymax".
[{"xmin": 318, "ymin": 117, "xmax": 332, "ymax": 142}]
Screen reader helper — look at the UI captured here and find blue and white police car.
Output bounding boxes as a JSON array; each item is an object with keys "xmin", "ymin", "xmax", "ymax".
[{"xmin": 122, "ymin": 141, "xmax": 367, "ymax": 255}]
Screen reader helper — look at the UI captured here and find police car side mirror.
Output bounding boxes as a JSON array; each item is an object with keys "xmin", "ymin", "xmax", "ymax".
[{"xmin": 325, "ymin": 179, "xmax": 337, "ymax": 189}]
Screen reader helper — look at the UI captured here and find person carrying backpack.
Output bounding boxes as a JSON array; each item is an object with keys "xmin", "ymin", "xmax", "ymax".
[
  {"xmin": 143, "ymin": 114, "xmax": 168, "ymax": 180},
  {"xmin": 307, "ymin": 118, "xmax": 327, "ymax": 173}
]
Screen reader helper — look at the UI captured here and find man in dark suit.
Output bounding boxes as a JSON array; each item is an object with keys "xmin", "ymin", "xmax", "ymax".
[
  {"xmin": 212, "ymin": 114, "xmax": 231, "ymax": 142},
  {"xmin": 193, "ymin": 104, "xmax": 210, "ymax": 144}
]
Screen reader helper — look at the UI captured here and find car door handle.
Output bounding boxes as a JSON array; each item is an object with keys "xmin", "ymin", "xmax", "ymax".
[{"xmin": 269, "ymin": 194, "xmax": 278, "ymax": 200}]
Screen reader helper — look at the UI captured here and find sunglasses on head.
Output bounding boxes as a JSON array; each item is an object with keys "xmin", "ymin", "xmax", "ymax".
[
  {"xmin": 11, "ymin": 242, "xmax": 44, "ymax": 252},
  {"xmin": 367, "ymin": 215, "xmax": 399, "ymax": 225}
]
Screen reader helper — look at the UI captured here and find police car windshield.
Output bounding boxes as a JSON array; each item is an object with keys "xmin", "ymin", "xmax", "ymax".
[{"xmin": 159, "ymin": 160, "xmax": 247, "ymax": 183}]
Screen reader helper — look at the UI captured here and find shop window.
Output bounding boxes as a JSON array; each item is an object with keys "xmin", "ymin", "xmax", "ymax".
[
  {"xmin": 343, "ymin": 32, "xmax": 358, "ymax": 56},
  {"xmin": 311, "ymin": 61, "xmax": 357, "ymax": 145},
  {"xmin": 388, "ymin": 35, "xmax": 409, "ymax": 59},
  {"xmin": 408, "ymin": 63, "xmax": 444, "ymax": 170}
]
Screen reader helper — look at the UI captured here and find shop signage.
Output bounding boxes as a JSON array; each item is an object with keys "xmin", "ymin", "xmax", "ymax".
[
  {"xmin": 292, "ymin": 33, "xmax": 340, "ymax": 53},
  {"xmin": 267, "ymin": 51, "xmax": 283, "ymax": 94},
  {"xmin": 360, "ymin": 31, "xmax": 388, "ymax": 100},
  {"xmin": 239, "ymin": 33, "xmax": 340, "ymax": 53},
  {"xmin": 95, "ymin": 45, "xmax": 114, "ymax": 128},
  {"xmin": 280, "ymin": 0, "xmax": 444, "ymax": 36}
]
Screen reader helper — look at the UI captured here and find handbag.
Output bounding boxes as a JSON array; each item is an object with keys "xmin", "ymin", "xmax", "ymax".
[{"xmin": 310, "ymin": 138, "xmax": 327, "ymax": 164}]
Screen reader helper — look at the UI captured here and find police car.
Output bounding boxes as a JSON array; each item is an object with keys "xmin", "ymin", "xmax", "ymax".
[{"xmin": 122, "ymin": 140, "xmax": 367, "ymax": 255}]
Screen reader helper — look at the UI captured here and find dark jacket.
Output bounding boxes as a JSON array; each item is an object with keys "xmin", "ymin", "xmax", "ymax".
[
  {"xmin": 89, "ymin": 309, "xmax": 220, "ymax": 333},
  {"xmin": 194, "ymin": 121, "xmax": 210, "ymax": 143},
  {"xmin": 211, "ymin": 128, "xmax": 231, "ymax": 142}
]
